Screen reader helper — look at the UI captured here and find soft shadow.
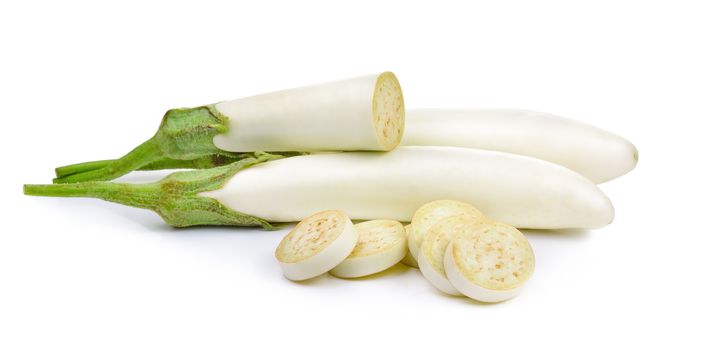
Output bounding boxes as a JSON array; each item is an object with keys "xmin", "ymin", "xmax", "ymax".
[
  {"xmin": 430, "ymin": 288, "xmax": 522, "ymax": 307},
  {"xmin": 289, "ymin": 274, "xmax": 331, "ymax": 286},
  {"xmin": 100, "ymin": 199, "xmax": 294, "ymax": 235},
  {"xmin": 108, "ymin": 205, "xmax": 175, "ymax": 233},
  {"xmin": 168, "ymin": 224, "xmax": 290, "ymax": 236},
  {"xmin": 334, "ymin": 263, "xmax": 414, "ymax": 281},
  {"xmin": 32, "ymin": 196, "xmax": 172, "ymax": 233},
  {"xmin": 289, "ymin": 263, "xmax": 418, "ymax": 286},
  {"xmin": 521, "ymin": 228, "xmax": 592, "ymax": 241}
]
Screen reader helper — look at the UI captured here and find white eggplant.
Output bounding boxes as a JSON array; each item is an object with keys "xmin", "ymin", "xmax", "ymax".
[
  {"xmin": 444, "ymin": 221, "xmax": 535, "ymax": 302},
  {"xmin": 52, "ymin": 72, "xmax": 404, "ymax": 183},
  {"xmin": 275, "ymin": 210, "xmax": 358, "ymax": 281},
  {"xmin": 401, "ymin": 109, "xmax": 638, "ymax": 183},
  {"xmin": 409, "ymin": 200, "xmax": 485, "ymax": 260},
  {"xmin": 417, "ymin": 216, "xmax": 478, "ymax": 296},
  {"xmin": 214, "ymin": 72, "xmax": 404, "ymax": 152},
  {"xmin": 329, "ymin": 220, "xmax": 406, "ymax": 278},
  {"xmin": 202, "ymin": 146, "xmax": 615, "ymax": 229}
]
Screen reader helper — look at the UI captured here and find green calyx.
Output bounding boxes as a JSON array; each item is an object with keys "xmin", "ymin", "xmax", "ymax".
[
  {"xmin": 53, "ymin": 105, "xmax": 232, "ymax": 183},
  {"xmin": 26, "ymin": 153, "xmax": 281, "ymax": 229},
  {"xmin": 154, "ymin": 105, "xmax": 231, "ymax": 159}
]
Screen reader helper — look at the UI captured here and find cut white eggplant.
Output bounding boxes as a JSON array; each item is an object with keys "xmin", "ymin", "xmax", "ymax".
[
  {"xmin": 330, "ymin": 220, "xmax": 406, "ymax": 278},
  {"xmin": 402, "ymin": 109, "xmax": 638, "ymax": 183},
  {"xmin": 49, "ymin": 73, "xmax": 404, "ymax": 184},
  {"xmin": 417, "ymin": 215, "xmax": 483, "ymax": 296},
  {"xmin": 444, "ymin": 221, "xmax": 535, "ymax": 302},
  {"xmin": 400, "ymin": 224, "xmax": 418, "ymax": 268},
  {"xmin": 409, "ymin": 200, "xmax": 485, "ymax": 260},
  {"xmin": 213, "ymin": 72, "xmax": 404, "ymax": 152},
  {"xmin": 204, "ymin": 146, "xmax": 615, "ymax": 229},
  {"xmin": 275, "ymin": 210, "xmax": 358, "ymax": 281}
]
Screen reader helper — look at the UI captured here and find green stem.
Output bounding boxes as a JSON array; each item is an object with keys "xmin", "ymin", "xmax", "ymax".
[
  {"xmin": 27, "ymin": 153, "xmax": 281, "ymax": 229},
  {"xmin": 53, "ymin": 152, "xmax": 308, "ymax": 181},
  {"xmin": 54, "ymin": 155, "xmax": 241, "ymax": 180},
  {"xmin": 24, "ymin": 182, "xmax": 158, "ymax": 210},
  {"xmin": 55, "ymin": 160, "xmax": 116, "ymax": 178},
  {"xmin": 54, "ymin": 138, "xmax": 164, "ymax": 184}
]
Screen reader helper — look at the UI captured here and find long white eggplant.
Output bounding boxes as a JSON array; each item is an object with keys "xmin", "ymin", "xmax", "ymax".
[
  {"xmin": 25, "ymin": 147, "xmax": 613, "ymax": 229},
  {"xmin": 401, "ymin": 109, "xmax": 638, "ymax": 183},
  {"xmin": 202, "ymin": 146, "xmax": 614, "ymax": 229},
  {"xmin": 214, "ymin": 72, "xmax": 404, "ymax": 152},
  {"xmin": 52, "ymin": 72, "xmax": 404, "ymax": 183}
]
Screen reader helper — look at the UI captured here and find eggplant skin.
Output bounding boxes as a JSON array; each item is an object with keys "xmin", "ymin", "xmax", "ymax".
[{"xmin": 203, "ymin": 146, "xmax": 615, "ymax": 229}]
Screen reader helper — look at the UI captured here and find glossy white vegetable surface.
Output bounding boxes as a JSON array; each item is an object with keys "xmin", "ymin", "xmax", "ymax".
[
  {"xmin": 202, "ymin": 146, "xmax": 614, "ymax": 229},
  {"xmin": 213, "ymin": 72, "xmax": 404, "ymax": 152},
  {"xmin": 402, "ymin": 109, "xmax": 638, "ymax": 183}
]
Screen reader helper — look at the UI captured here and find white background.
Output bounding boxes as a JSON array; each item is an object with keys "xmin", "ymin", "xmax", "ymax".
[{"xmin": 1, "ymin": 1, "xmax": 702, "ymax": 349}]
